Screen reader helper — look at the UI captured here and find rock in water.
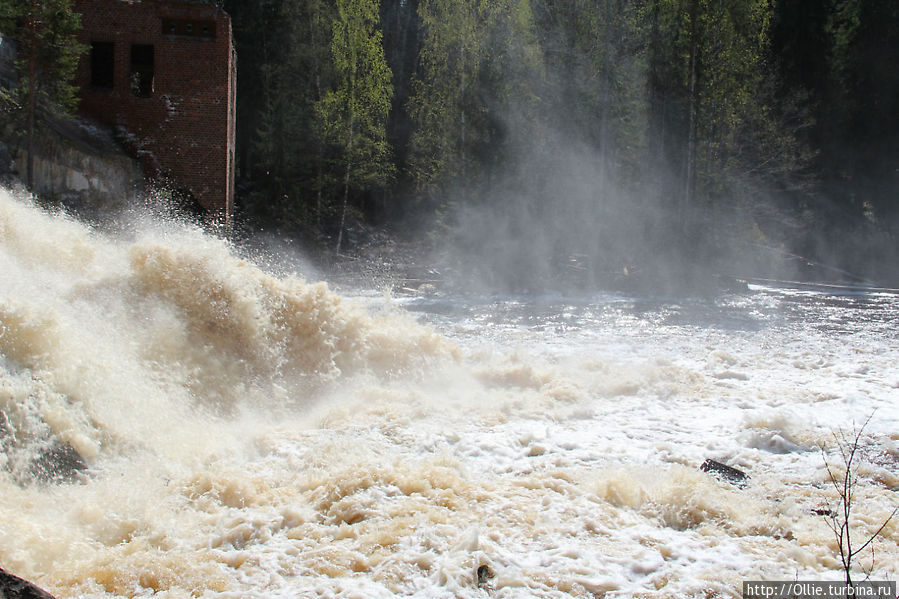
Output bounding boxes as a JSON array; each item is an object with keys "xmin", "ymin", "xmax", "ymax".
[
  {"xmin": 28, "ymin": 440, "xmax": 88, "ymax": 484},
  {"xmin": 476, "ymin": 564, "xmax": 495, "ymax": 591},
  {"xmin": 0, "ymin": 567, "xmax": 57, "ymax": 599},
  {"xmin": 700, "ymin": 458, "xmax": 750, "ymax": 488},
  {"xmin": 1, "ymin": 411, "xmax": 88, "ymax": 485}
]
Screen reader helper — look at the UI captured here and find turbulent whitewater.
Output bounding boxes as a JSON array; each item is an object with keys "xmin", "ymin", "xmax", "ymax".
[{"xmin": 1, "ymin": 187, "xmax": 897, "ymax": 598}]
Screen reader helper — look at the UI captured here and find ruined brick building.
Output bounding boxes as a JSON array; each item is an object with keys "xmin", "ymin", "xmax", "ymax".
[{"xmin": 74, "ymin": 0, "xmax": 236, "ymax": 223}]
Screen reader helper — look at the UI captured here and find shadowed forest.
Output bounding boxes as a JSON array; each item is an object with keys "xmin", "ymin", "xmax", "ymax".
[
  {"xmin": 224, "ymin": 0, "xmax": 899, "ymax": 289},
  {"xmin": 4, "ymin": 0, "xmax": 899, "ymax": 289}
]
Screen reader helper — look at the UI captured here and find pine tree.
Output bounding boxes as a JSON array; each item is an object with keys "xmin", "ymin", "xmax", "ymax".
[
  {"xmin": 645, "ymin": 0, "xmax": 774, "ymax": 236},
  {"xmin": 407, "ymin": 0, "xmax": 485, "ymax": 201},
  {"xmin": 0, "ymin": 0, "xmax": 85, "ymax": 190},
  {"xmin": 408, "ymin": 0, "xmax": 543, "ymax": 204},
  {"xmin": 221, "ymin": 0, "xmax": 288, "ymax": 186},
  {"xmin": 831, "ymin": 0, "xmax": 899, "ymax": 229},
  {"xmin": 280, "ymin": 0, "xmax": 337, "ymax": 226},
  {"xmin": 533, "ymin": 0, "xmax": 646, "ymax": 180}
]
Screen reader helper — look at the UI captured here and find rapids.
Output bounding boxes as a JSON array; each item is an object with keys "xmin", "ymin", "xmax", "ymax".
[{"xmin": 0, "ymin": 187, "xmax": 897, "ymax": 598}]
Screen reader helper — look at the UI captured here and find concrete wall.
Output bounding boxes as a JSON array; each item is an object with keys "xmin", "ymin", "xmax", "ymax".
[{"xmin": 7, "ymin": 118, "xmax": 144, "ymax": 218}]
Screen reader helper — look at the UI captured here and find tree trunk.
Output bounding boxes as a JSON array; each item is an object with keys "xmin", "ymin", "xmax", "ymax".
[
  {"xmin": 27, "ymin": 2, "xmax": 36, "ymax": 191},
  {"xmin": 336, "ymin": 79, "xmax": 356, "ymax": 255},
  {"xmin": 596, "ymin": 0, "xmax": 615, "ymax": 184},
  {"xmin": 460, "ymin": 40, "xmax": 467, "ymax": 201},
  {"xmin": 705, "ymin": 0, "xmax": 724, "ymax": 206},
  {"xmin": 315, "ymin": 74, "xmax": 324, "ymax": 228},
  {"xmin": 335, "ymin": 149, "xmax": 352, "ymax": 255},
  {"xmin": 682, "ymin": 0, "xmax": 700, "ymax": 236}
]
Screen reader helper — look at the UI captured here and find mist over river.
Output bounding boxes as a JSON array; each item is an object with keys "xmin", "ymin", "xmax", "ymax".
[{"xmin": 1, "ymin": 186, "xmax": 898, "ymax": 598}]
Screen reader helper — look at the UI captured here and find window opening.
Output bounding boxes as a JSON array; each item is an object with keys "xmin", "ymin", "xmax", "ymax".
[
  {"xmin": 90, "ymin": 41, "xmax": 114, "ymax": 88},
  {"xmin": 130, "ymin": 44, "xmax": 154, "ymax": 97},
  {"xmin": 161, "ymin": 19, "xmax": 216, "ymax": 40}
]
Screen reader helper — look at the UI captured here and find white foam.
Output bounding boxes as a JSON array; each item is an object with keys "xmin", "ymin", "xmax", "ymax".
[{"xmin": 1, "ymin": 188, "xmax": 898, "ymax": 596}]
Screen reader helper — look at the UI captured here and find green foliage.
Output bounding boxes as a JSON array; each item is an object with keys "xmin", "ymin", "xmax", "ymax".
[
  {"xmin": 832, "ymin": 1, "xmax": 899, "ymax": 227},
  {"xmin": 407, "ymin": 0, "xmax": 543, "ymax": 202},
  {"xmin": 644, "ymin": 0, "xmax": 777, "ymax": 221},
  {"xmin": 0, "ymin": 0, "xmax": 85, "ymax": 113},
  {"xmin": 248, "ymin": 0, "xmax": 336, "ymax": 209},
  {"xmin": 220, "ymin": 0, "xmax": 896, "ymax": 275},
  {"xmin": 535, "ymin": 0, "xmax": 648, "ymax": 179},
  {"xmin": 407, "ymin": 0, "xmax": 487, "ymax": 196},
  {"xmin": 770, "ymin": 0, "xmax": 899, "ymax": 242},
  {"xmin": 1, "ymin": 0, "xmax": 85, "ymax": 189},
  {"xmin": 317, "ymin": 0, "xmax": 393, "ymax": 187},
  {"xmin": 316, "ymin": 0, "xmax": 394, "ymax": 251}
]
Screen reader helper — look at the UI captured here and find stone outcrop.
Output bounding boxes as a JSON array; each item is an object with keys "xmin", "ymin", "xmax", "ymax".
[
  {"xmin": 26, "ymin": 439, "xmax": 88, "ymax": 485},
  {"xmin": 1, "ymin": 412, "xmax": 89, "ymax": 487},
  {"xmin": 0, "ymin": 567, "xmax": 57, "ymax": 599},
  {"xmin": 5, "ymin": 115, "xmax": 144, "ymax": 218}
]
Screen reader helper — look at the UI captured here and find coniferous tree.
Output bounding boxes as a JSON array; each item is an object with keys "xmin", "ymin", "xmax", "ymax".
[
  {"xmin": 0, "ymin": 0, "xmax": 84, "ymax": 190},
  {"xmin": 221, "ymin": 0, "xmax": 288, "ymax": 185},
  {"xmin": 772, "ymin": 0, "xmax": 897, "ymax": 230},
  {"xmin": 248, "ymin": 0, "xmax": 336, "ymax": 226},
  {"xmin": 645, "ymin": 0, "xmax": 774, "ymax": 236},
  {"xmin": 480, "ymin": 0, "xmax": 544, "ymax": 171},
  {"xmin": 407, "ymin": 0, "xmax": 485, "ymax": 202},
  {"xmin": 533, "ymin": 0, "xmax": 649, "ymax": 186},
  {"xmin": 217, "ymin": 0, "xmax": 893, "ymax": 281},
  {"xmin": 408, "ymin": 0, "xmax": 543, "ymax": 205},
  {"xmin": 285, "ymin": 0, "xmax": 338, "ymax": 225},
  {"xmin": 831, "ymin": 0, "xmax": 899, "ymax": 230},
  {"xmin": 380, "ymin": 0, "xmax": 422, "ymax": 189}
]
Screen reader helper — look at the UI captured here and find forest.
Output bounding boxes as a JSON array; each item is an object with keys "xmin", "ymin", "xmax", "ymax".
[
  {"xmin": 3, "ymin": 0, "xmax": 899, "ymax": 289},
  {"xmin": 222, "ymin": 0, "xmax": 899, "ymax": 289}
]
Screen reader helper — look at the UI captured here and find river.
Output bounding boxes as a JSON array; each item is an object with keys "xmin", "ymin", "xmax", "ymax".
[{"xmin": 1, "ymin": 187, "xmax": 897, "ymax": 598}]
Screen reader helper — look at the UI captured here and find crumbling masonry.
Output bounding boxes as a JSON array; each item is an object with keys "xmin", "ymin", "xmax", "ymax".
[{"xmin": 74, "ymin": 0, "xmax": 236, "ymax": 223}]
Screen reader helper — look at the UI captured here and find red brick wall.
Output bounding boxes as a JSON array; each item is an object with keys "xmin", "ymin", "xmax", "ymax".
[{"xmin": 74, "ymin": 0, "xmax": 236, "ymax": 223}]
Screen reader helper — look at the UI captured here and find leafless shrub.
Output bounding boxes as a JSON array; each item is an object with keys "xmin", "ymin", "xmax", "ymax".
[{"xmin": 819, "ymin": 414, "xmax": 899, "ymax": 587}]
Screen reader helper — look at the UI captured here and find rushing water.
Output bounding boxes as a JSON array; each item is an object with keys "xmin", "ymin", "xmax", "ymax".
[{"xmin": 1, "ymin": 187, "xmax": 897, "ymax": 598}]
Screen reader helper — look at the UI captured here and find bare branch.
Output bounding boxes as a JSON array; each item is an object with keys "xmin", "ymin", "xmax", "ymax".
[
  {"xmin": 851, "ymin": 503, "xmax": 899, "ymax": 558},
  {"xmin": 818, "ymin": 412, "xmax": 890, "ymax": 588}
]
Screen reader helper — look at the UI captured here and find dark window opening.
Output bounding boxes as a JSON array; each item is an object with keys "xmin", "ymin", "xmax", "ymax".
[
  {"xmin": 90, "ymin": 41, "xmax": 114, "ymax": 88},
  {"xmin": 161, "ymin": 19, "xmax": 216, "ymax": 40},
  {"xmin": 130, "ymin": 44, "xmax": 154, "ymax": 98}
]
